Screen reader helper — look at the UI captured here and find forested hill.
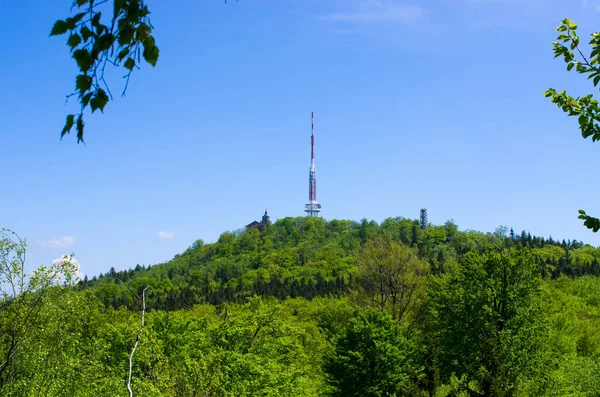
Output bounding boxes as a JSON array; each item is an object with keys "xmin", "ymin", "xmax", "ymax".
[
  {"xmin": 78, "ymin": 216, "xmax": 600, "ymax": 310},
  {"xmin": 4, "ymin": 217, "xmax": 600, "ymax": 396}
]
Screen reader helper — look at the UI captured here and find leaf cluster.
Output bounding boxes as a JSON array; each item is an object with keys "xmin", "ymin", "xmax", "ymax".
[
  {"xmin": 50, "ymin": 0, "xmax": 160, "ymax": 143},
  {"xmin": 545, "ymin": 19, "xmax": 600, "ymax": 231}
]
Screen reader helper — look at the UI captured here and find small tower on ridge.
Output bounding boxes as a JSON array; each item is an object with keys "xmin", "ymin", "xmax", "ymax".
[{"xmin": 420, "ymin": 209, "xmax": 428, "ymax": 229}]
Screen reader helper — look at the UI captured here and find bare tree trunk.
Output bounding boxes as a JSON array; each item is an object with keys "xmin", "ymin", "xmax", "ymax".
[{"xmin": 127, "ymin": 286, "xmax": 148, "ymax": 397}]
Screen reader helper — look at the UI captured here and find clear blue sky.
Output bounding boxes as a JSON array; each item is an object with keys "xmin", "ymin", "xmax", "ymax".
[{"xmin": 2, "ymin": 0, "xmax": 600, "ymax": 276}]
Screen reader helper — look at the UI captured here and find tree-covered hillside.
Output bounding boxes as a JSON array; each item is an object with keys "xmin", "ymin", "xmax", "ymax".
[
  {"xmin": 80, "ymin": 216, "xmax": 600, "ymax": 311},
  {"xmin": 2, "ymin": 218, "xmax": 600, "ymax": 396}
]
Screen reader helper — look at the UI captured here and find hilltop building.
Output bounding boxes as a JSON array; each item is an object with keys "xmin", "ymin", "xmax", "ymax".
[{"xmin": 246, "ymin": 210, "xmax": 271, "ymax": 231}]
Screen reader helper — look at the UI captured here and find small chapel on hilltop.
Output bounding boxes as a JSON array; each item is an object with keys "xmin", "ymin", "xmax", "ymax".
[{"xmin": 246, "ymin": 210, "xmax": 271, "ymax": 231}]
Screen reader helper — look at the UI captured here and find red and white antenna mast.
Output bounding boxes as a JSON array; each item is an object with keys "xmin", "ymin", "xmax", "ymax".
[
  {"xmin": 305, "ymin": 111, "xmax": 321, "ymax": 217},
  {"xmin": 311, "ymin": 111, "xmax": 315, "ymax": 160}
]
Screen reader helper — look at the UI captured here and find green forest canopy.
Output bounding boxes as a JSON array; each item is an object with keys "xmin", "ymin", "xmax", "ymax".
[{"xmin": 2, "ymin": 217, "xmax": 600, "ymax": 396}]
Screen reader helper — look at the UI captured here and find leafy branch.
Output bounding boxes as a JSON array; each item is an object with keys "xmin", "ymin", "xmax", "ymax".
[
  {"xmin": 50, "ymin": 0, "xmax": 159, "ymax": 143},
  {"xmin": 545, "ymin": 19, "xmax": 600, "ymax": 231}
]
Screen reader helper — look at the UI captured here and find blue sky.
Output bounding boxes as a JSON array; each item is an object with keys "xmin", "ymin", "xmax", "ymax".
[{"xmin": 2, "ymin": 0, "xmax": 600, "ymax": 276}]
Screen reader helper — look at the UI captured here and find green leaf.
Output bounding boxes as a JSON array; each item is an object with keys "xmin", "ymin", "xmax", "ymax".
[
  {"xmin": 142, "ymin": 38, "xmax": 159, "ymax": 67},
  {"xmin": 90, "ymin": 90, "xmax": 109, "ymax": 113},
  {"xmin": 60, "ymin": 114, "xmax": 75, "ymax": 139},
  {"xmin": 96, "ymin": 89, "xmax": 109, "ymax": 111},
  {"xmin": 81, "ymin": 26, "xmax": 92, "ymax": 42},
  {"xmin": 90, "ymin": 98, "xmax": 99, "ymax": 113},
  {"xmin": 76, "ymin": 74, "xmax": 92, "ymax": 92},
  {"xmin": 73, "ymin": 49, "xmax": 93, "ymax": 72},
  {"xmin": 138, "ymin": 23, "xmax": 152, "ymax": 38},
  {"xmin": 114, "ymin": 0, "xmax": 127, "ymax": 17},
  {"xmin": 72, "ymin": 12, "xmax": 86, "ymax": 23},
  {"xmin": 67, "ymin": 33, "xmax": 82, "ymax": 49},
  {"xmin": 117, "ymin": 47, "xmax": 130, "ymax": 62},
  {"xmin": 124, "ymin": 58, "xmax": 135, "ymax": 71},
  {"xmin": 92, "ymin": 12, "xmax": 102, "ymax": 29},
  {"xmin": 50, "ymin": 20, "xmax": 69, "ymax": 36},
  {"xmin": 76, "ymin": 114, "xmax": 85, "ymax": 143},
  {"xmin": 65, "ymin": 17, "xmax": 77, "ymax": 30},
  {"xmin": 81, "ymin": 92, "xmax": 93, "ymax": 107},
  {"xmin": 96, "ymin": 34, "xmax": 116, "ymax": 51},
  {"xmin": 118, "ymin": 25, "xmax": 135, "ymax": 46},
  {"xmin": 581, "ymin": 214, "xmax": 600, "ymax": 232}
]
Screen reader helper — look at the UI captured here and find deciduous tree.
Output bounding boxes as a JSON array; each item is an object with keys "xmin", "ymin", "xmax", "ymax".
[
  {"xmin": 428, "ymin": 250, "xmax": 545, "ymax": 396},
  {"xmin": 324, "ymin": 309, "xmax": 420, "ymax": 397},
  {"xmin": 352, "ymin": 235, "xmax": 428, "ymax": 323},
  {"xmin": 0, "ymin": 229, "xmax": 78, "ymax": 390}
]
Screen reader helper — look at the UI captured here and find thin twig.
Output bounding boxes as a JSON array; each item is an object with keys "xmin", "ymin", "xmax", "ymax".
[{"xmin": 568, "ymin": 28, "xmax": 597, "ymax": 71}]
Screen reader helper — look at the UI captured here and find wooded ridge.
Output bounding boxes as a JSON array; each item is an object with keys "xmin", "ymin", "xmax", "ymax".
[{"xmin": 1, "ymin": 217, "xmax": 599, "ymax": 396}]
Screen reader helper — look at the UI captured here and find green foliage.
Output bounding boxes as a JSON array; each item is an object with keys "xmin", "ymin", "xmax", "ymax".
[
  {"xmin": 324, "ymin": 308, "xmax": 420, "ymax": 397},
  {"xmin": 79, "ymin": 217, "xmax": 600, "ymax": 312},
  {"xmin": 545, "ymin": 19, "xmax": 600, "ymax": 231},
  {"xmin": 428, "ymin": 250, "xmax": 545, "ymax": 396},
  {"xmin": 545, "ymin": 19, "xmax": 600, "ymax": 141},
  {"xmin": 578, "ymin": 209, "xmax": 600, "ymax": 232},
  {"xmin": 351, "ymin": 235, "xmax": 428, "ymax": 323},
  {"xmin": 51, "ymin": 0, "xmax": 159, "ymax": 143},
  {"xmin": 3, "ymin": 220, "xmax": 600, "ymax": 395},
  {"xmin": 0, "ymin": 230, "xmax": 81, "ymax": 392}
]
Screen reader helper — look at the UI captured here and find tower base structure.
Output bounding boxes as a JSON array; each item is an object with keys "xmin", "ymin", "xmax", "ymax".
[{"xmin": 305, "ymin": 201, "xmax": 322, "ymax": 217}]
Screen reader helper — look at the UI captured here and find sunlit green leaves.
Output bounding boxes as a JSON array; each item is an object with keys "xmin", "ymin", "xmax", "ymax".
[
  {"xmin": 547, "ymin": 20, "xmax": 600, "ymax": 142},
  {"xmin": 324, "ymin": 309, "xmax": 417, "ymax": 397},
  {"xmin": 578, "ymin": 210, "xmax": 600, "ymax": 232},
  {"xmin": 428, "ymin": 250, "xmax": 545, "ymax": 394},
  {"xmin": 547, "ymin": 19, "xmax": 600, "ymax": 231},
  {"xmin": 0, "ymin": 230, "xmax": 82, "ymax": 390}
]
